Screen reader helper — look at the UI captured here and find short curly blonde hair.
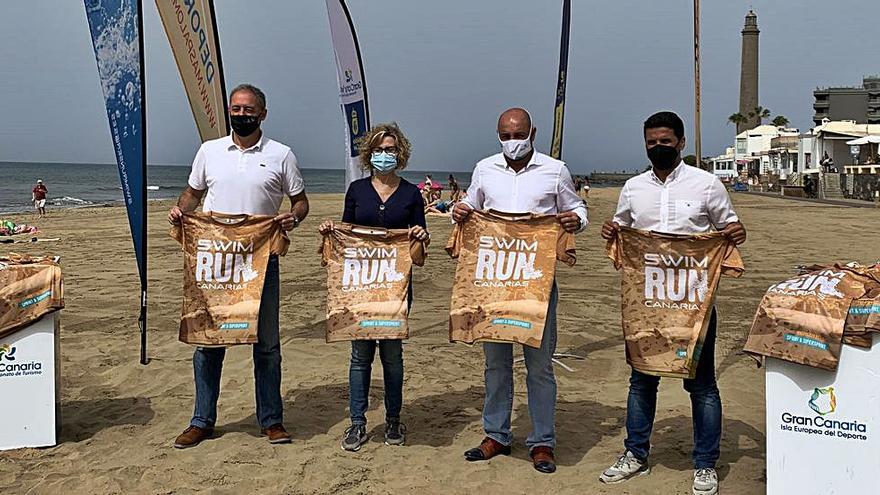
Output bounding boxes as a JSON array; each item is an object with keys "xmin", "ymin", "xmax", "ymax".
[{"xmin": 356, "ymin": 122, "xmax": 412, "ymax": 171}]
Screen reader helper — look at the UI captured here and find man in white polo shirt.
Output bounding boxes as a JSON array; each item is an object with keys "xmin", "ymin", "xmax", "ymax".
[
  {"xmin": 452, "ymin": 107, "xmax": 587, "ymax": 474},
  {"xmin": 599, "ymin": 111, "xmax": 746, "ymax": 495},
  {"xmin": 167, "ymin": 83, "xmax": 309, "ymax": 448}
]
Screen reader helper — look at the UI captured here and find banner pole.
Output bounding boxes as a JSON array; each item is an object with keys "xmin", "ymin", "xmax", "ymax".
[
  {"xmin": 693, "ymin": 0, "xmax": 703, "ymax": 170},
  {"xmin": 340, "ymin": 0, "xmax": 370, "ymax": 129},
  {"xmin": 206, "ymin": 0, "xmax": 229, "ymax": 120},
  {"xmin": 326, "ymin": 0, "xmax": 371, "ymax": 188},
  {"xmin": 550, "ymin": 0, "xmax": 571, "ymax": 160},
  {"xmin": 137, "ymin": 0, "xmax": 149, "ymax": 365}
]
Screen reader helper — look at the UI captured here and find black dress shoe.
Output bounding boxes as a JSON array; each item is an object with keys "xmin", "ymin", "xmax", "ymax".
[
  {"xmin": 531, "ymin": 446, "xmax": 557, "ymax": 473},
  {"xmin": 464, "ymin": 436, "xmax": 512, "ymax": 461}
]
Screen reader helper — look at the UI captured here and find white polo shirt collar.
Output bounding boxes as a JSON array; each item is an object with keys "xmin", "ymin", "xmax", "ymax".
[{"xmin": 225, "ymin": 133, "xmax": 267, "ymax": 153}]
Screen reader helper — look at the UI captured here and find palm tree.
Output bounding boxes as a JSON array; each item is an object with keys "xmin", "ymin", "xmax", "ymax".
[
  {"xmin": 748, "ymin": 106, "xmax": 771, "ymax": 124},
  {"xmin": 772, "ymin": 115, "xmax": 790, "ymax": 128},
  {"xmin": 727, "ymin": 113, "xmax": 747, "ymax": 127}
]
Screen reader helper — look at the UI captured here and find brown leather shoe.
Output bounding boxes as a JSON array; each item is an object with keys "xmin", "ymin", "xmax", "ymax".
[
  {"xmin": 261, "ymin": 423, "xmax": 292, "ymax": 444},
  {"xmin": 174, "ymin": 425, "xmax": 213, "ymax": 449},
  {"xmin": 531, "ymin": 446, "xmax": 557, "ymax": 473},
  {"xmin": 464, "ymin": 436, "xmax": 512, "ymax": 462}
]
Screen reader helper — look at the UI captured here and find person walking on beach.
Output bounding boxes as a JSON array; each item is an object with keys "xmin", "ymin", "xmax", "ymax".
[
  {"xmin": 598, "ymin": 111, "xmax": 746, "ymax": 495},
  {"xmin": 448, "ymin": 174, "xmax": 461, "ymax": 201},
  {"xmin": 32, "ymin": 179, "xmax": 47, "ymax": 218},
  {"xmin": 453, "ymin": 107, "xmax": 588, "ymax": 474},
  {"xmin": 167, "ymin": 83, "xmax": 309, "ymax": 449},
  {"xmin": 319, "ymin": 123, "xmax": 428, "ymax": 452}
]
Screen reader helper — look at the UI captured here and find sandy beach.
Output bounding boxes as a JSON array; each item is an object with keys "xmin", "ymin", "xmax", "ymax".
[{"xmin": 1, "ymin": 187, "xmax": 879, "ymax": 494}]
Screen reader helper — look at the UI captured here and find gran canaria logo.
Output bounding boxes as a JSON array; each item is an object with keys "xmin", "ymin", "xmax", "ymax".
[
  {"xmin": 780, "ymin": 387, "xmax": 868, "ymax": 441},
  {"xmin": 0, "ymin": 344, "xmax": 42, "ymax": 377},
  {"xmin": 808, "ymin": 387, "xmax": 837, "ymax": 415},
  {"xmin": 0, "ymin": 344, "xmax": 16, "ymax": 361}
]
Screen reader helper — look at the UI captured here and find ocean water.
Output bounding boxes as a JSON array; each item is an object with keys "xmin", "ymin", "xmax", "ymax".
[{"xmin": 0, "ymin": 162, "xmax": 471, "ymax": 214}]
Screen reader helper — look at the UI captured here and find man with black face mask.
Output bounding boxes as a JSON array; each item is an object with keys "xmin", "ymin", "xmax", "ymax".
[
  {"xmin": 599, "ymin": 112, "xmax": 745, "ymax": 495},
  {"xmin": 168, "ymin": 83, "xmax": 309, "ymax": 449}
]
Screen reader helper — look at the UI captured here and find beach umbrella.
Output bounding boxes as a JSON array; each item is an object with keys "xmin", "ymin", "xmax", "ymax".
[
  {"xmin": 417, "ymin": 182, "xmax": 443, "ymax": 191},
  {"xmin": 845, "ymin": 136, "xmax": 880, "ymax": 145},
  {"xmin": 846, "ymin": 136, "xmax": 880, "ymax": 162}
]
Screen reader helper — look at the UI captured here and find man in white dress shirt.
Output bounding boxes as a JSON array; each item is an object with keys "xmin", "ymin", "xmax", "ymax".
[
  {"xmin": 167, "ymin": 84, "xmax": 310, "ymax": 449},
  {"xmin": 452, "ymin": 107, "xmax": 587, "ymax": 474},
  {"xmin": 599, "ymin": 111, "xmax": 746, "ymax": 495}
]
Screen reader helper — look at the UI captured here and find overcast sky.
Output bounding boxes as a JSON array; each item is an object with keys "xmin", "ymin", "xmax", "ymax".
[{"xmin": 1, "ymin": 0, "xmax": 878, "ymax": 173}]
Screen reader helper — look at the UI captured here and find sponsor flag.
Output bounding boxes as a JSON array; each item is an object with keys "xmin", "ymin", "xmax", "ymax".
[
  {"xmin": 155, "ymin": 0, "xmax": 229, "ymax": 141},
  {"xmin": 325, "ymin": 0, "xmax": 371, "ymax": 187},
  {"xmin": 550, "ymin": 0, "xmax": 571, "ymax": 160},
  {"xmin": 84, "ymin": 0, "xmax": 149, "ymax": 364}
]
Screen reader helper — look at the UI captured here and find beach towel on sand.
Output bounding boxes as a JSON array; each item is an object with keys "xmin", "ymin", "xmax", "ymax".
[{"xmin": 171, "ymin": 212, "xmax": 288, "ymax": 346}]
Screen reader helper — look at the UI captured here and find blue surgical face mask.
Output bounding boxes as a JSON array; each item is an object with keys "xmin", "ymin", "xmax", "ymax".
[{"xmin": 370, "ymin": 152, "xmax": 398, "ymax": 174}]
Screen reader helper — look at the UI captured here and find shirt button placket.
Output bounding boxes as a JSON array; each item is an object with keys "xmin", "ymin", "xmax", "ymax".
[
  {"xmin": 660, "ymin": 184, "xmax": 669, "ymax": 231},
  {"xmin": 512, "ymin": 170, "xmax": 518, "ymax": 211}
]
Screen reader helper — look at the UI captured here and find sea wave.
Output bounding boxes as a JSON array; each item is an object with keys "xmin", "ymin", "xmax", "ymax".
[{"xmin": 52, "ymin": 196, "xmax": 96, "ymax": 206}]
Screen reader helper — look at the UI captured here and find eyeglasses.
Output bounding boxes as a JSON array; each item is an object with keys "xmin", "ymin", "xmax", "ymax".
[{"xmin": 372, "ymin": 147, "xmax": 399, "ymax": 155}]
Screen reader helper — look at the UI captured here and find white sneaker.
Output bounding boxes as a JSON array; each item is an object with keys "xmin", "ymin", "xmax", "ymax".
[
  {"xmin": 692, "ymin": 468, "xmax": 719, "ymax": 495},
  {"xmin": 599, "ymin": 451, "xmax": 650, "ymax": 484}
]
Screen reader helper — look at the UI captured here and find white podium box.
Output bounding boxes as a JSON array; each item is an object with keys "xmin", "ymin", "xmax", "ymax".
[
  {"xmin": 765, "ymin": 334, "xmax": 880, "ymax": 495},
  {"xmin": 0, "ymin": 313, "xmax": 60, "ymax": 450}
]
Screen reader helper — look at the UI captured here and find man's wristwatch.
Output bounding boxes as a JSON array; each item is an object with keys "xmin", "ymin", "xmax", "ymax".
[{"xmin": 291, "ymin": 215, "xmax": 300, "ymax": 228}]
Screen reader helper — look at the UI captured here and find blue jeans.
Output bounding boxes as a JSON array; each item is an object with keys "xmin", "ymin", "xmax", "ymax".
[
  {"xmin": 349, "ymin": 339, "xmax": 404, "ymax": 425},
  {"xmin": 482, "ymin": 283, "xmax": 558, "ymax": 450},
  {"xmin": 624, "ymin": 309, "xmax": 721, "ymax": 469},
  {"xmin": 191, "ymin": 256, "xmax": 282, "ymax": 429}
]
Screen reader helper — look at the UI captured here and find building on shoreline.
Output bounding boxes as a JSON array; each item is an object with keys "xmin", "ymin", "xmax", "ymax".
[
  {"xmin": 813, "ymin": 76, "xmax": 880, "ymax": 126},
  {"xmin": 710, "ymin": 147, "xmax": 736, "ymax": 182},
  {"xmin": 733, "ymin": 124, "xmax": 800, "ymax": 182},
  {"xmin": 804, "ymin": 120, "xmax": 880, "ymax": 174}
]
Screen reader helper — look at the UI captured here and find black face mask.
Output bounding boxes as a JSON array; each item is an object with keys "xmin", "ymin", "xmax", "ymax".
[
  {"xmin": 230, "ymin": 114, "xmax": 261, "ymax": 137},
  {"xmin": 647, "ymin": 144, "xmax": 680, "ymax": 171}
]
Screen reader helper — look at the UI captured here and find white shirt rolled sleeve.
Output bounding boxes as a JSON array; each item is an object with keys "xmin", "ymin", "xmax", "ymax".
[
  {"xmin": 706, "ymin": 176, "xmax": 739, "ymax": 229},
  {"xmin": 462, "ymin": 166, "xmax": 484, "ymax": 211},
  {"xmin": 555, "ymin": 164, "xmax": 589, "ymax": 233},
  {"xmin": 612, "ymin": 182, "xmax": 634, "ymax": 227}
]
